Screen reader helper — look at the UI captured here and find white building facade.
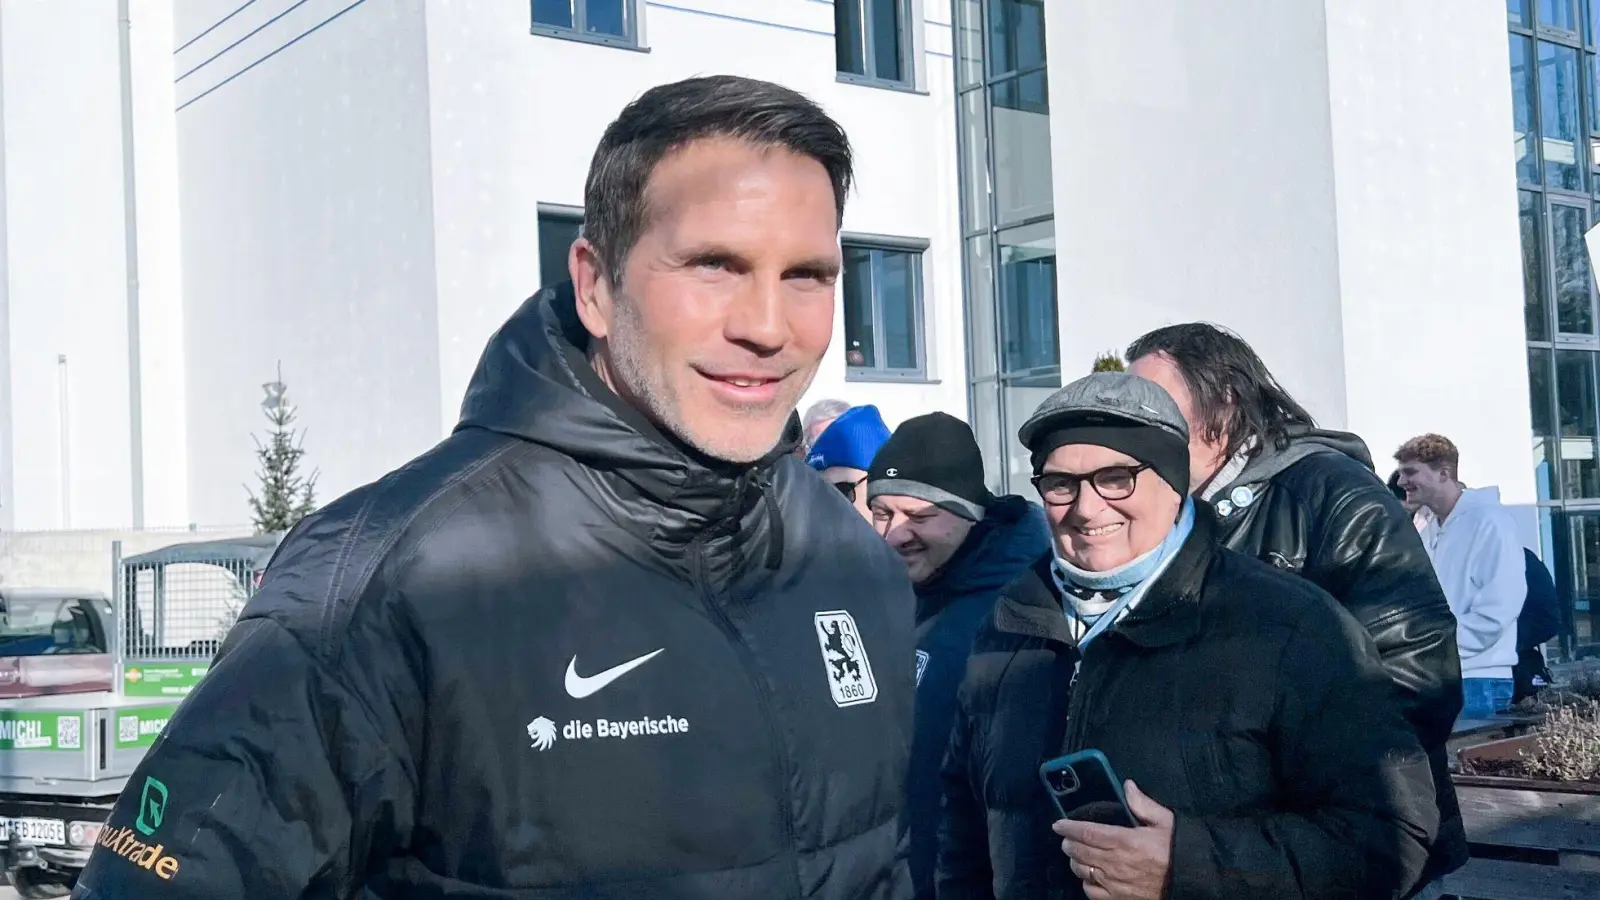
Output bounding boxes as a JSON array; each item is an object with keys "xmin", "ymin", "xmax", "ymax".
[{"xmin": 2, "ymin": 0, "xmax": 1583, "ymax": 652}]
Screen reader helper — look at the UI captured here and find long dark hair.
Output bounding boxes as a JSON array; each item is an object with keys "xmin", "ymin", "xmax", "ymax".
[{"xmin": 1126, "ymin": 323, "xmax": 1316, "ymax": 461}]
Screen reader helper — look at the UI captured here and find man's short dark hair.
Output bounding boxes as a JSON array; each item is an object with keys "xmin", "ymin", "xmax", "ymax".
[
  {"xmin": 1126, "ymin": 323, "xmax": 1316, "ymax": 460},
  {"xmin": 582, "ymin": 75, "xmax": 854, "ymax": 283}
]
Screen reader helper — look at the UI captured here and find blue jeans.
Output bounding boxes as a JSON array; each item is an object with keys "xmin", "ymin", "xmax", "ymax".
[{"xmin": 1462, "ymin": 677, "xmax": 1514, "ymax": 718}]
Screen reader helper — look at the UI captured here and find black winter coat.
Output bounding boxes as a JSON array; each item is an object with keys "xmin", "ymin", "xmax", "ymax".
[
  {"xmin": 72, "ymin": 283, "xmax": 917, "ymax": 900},
  {"xmin": 936, "ymin": 506, "xmax": 1439, "ymax": 900},
  {"xmin": 908, "ymin": 496, "xmax": 1050, "ymax": 899},
  {"xmin": 1200, "ymin": 429, "xmax": 1465, "ymax": 883}
]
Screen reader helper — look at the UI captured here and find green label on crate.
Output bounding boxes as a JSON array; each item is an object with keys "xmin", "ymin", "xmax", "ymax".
[
  {"xmin": 114, "ymin": 705, "xmax": 180, "ymax": 750},
  {"xmin": 0, "ymin": 710, "xmax": 86, "ymax": 751},
  {"xmin": 123, "ymin": 663, "xmax": 208, "ymax": 697}
]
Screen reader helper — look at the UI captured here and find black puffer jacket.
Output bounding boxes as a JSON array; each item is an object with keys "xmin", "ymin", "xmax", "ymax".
[
  {"xmin": 1200, "ymin": 428, "xmax": 1464, "ymax": 884},
  {"xmin": 72, "ymin": 283, "xmax": 917, "ymax": 899},
  {"xmin": 936, "ymin": 506, "xmax": 1438, "ymax": 900},
  {"xmin": 908, "ymin": 496, "xmax": 1050, "ymax": 899}
]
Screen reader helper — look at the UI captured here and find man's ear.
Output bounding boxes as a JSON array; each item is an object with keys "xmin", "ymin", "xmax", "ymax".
[{"xmin": 571, "ymin": 237, "xmax": 613, "ymax": 341}]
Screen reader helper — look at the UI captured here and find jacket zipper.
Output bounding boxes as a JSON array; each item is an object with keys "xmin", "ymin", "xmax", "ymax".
[{"xmin": 690, "ymin": 534, "xmax": 805, "ymax": 897}]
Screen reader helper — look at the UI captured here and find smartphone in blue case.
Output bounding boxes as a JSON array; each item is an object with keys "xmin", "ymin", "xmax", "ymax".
[{"xmin": 1038, "ymin": 749, "xmax": 1137, "ymax": 828}]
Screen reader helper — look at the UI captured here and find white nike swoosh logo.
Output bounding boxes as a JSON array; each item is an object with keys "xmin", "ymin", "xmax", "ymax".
[{"xmin": 564, "ymin": 649, "xmax": 665, "ymax": 699}]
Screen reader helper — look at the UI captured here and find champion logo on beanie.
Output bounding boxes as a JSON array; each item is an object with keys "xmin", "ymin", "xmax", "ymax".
[
  {"xmin": 867, "ymin": 412, "xmax": 995, "ymax": 521},
  {"xmin": 806, "ymin": 405, "xmax": 892, "ymax": 472}
]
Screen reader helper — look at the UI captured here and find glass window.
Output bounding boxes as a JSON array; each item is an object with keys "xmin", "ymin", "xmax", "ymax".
[
  {"xmin": 1560, "ymin": 511, "xmax": 1600, "ymax": 651},
  {"xmin": 532, "ymin": 0, "xmax": 633, "ymax": 42},
  {"xmin": 1512, "ymin": 0, "xmax": 1527, "ymax": 25},
  {"xmin": 1541, "ymin": 0, "xmax": 1580, "ymax": 32},
  {"xmin": 997, "ymin": 221, "xmax": 1060, "ymax": 382},
  {"xmin": 987, "ymin": 0, "xmax": 1047, "ymax": 77},
  {"xmin": 1532, "ymin": 348, "xmax": 1559, "ymax": 500},
  {"xmin": 960, "ymin": 90, "xmax": 992, "ymax": 232},
  {"xmin": 992, "ymin": 72, "xmax": 1054, "ymax": 225},
  {"xmin": 969, "ymin": 380, "xmax": 1005, "ymax": 493},
  {"xmin": 841, "ymin": 242, "xmax": 925, "ymax": 377},
  {"xmin": 1512, "ymin": 36, "xmax": 1540, "ymax": 185},
  {"xmin": 965, "ymin": 236, "xmax": 998, "ymax": 379},
  {"xmin": 1558, "ymin": 349, "xmax": 1600, "ymax": 498},
  {"xmin": 584, "ymin": 0, "xmax": 628, "ymax": 37},
  {"xmin": 836, "ymin": 0, "xmax": 908, "ymax": 85},
  {"xmin": 1552, "ymin": 202, "xmax": 1594, "ymax": 334},
  {"xmin": 841, "ymin": 246, "xmax": 876, "ymax": 368},
  {"xmin": 1002, "ymin": 382, "xmax": 1058, "ymax": 486},
  {"xmin": 1522, "ymin": 191, "xmax": 1550, "ymax": 339},
  {"xmin": 1541, "ymin": 41, "xmax": 1585, "ymax": 190},
  {"xmin": 953, "ymin": 0, "xmax": 985, "ymax": 87},
  {"xmin": 537, "ymin": 211, "xmax": 582, "ymax": 289},
  {"xmin": 533, "ymin": 0, "xmax": 573, "ymax": 29}
]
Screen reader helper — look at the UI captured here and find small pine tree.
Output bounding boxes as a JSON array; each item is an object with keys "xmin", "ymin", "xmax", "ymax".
[
  {"xmin": 1092, "ymin": 352, "xmax": 1126, "ymax": 373},
  {"xmin": 246, "ymin": 368, "xmax": 318, "ymax": 534}
]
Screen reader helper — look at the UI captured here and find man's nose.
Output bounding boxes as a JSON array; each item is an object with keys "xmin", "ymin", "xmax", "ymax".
[
  {"xmin": 723, "ymin": 277, "xmax": 791, "ymax": 352},
  {"xmin": 1071, "ymin": 484, "xmax": 1109, "ymax": 519}
]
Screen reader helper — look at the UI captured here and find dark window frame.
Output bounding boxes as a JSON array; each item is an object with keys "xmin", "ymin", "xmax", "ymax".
[
  {"xmin": 530, "ymin": 0, "xmax": 646, "ymax": 52},
  {"xmin": 834, "ymin": 0, "xmax": 916, "ymax": 91},
  {"xmin": 840, "ymin": 234, "xmax": 931, "ymax": 383}
]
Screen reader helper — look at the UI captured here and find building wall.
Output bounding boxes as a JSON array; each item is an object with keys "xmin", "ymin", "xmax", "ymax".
[
  {"xmin": 1044, "ymin": 0, "xmax": 1534, "ymax": 505},
  {"xmin": 2, "ymin": 1, "xmax": 134, "ymax": 531},
  {"xmin": 129, "ymin": 0, "xmax": 191, "ymax": 529},
  {"xmin": 422, "ymin": 0, "xmax": 967, "ymax": 439},
  {"xmin": 1045, "ymin": 0, "xmax": 1350, "ymax": 425},
  {"xmin": 175, "ymin": 0, "xmax": 967, "ymax": 520},
  {"xmin": 0, "ymin": 0, "xmax": 185, "ymax": 531},
  {"xmin": 1325, "ymin": 1, "xmax": 1534, "ymax": 504},
  {"xmin": 174, "ymin": 0, "xmax": 443, "ymax": 526}
]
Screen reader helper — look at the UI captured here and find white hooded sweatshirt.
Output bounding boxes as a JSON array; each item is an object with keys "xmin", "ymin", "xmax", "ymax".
[{"xmin": 1419, "ymin": 486, "xmax": 1524, "ymax": 679}]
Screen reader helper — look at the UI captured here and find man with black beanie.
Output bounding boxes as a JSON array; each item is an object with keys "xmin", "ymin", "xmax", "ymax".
[{"xmin": 868, "ymin": 412, "xmax": 1050, "ymax": 900}]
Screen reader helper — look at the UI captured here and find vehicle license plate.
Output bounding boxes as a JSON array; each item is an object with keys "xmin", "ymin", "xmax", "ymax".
[{"xmin": 0, "ymin": 816, "xmax": 66, "ymax": 846}]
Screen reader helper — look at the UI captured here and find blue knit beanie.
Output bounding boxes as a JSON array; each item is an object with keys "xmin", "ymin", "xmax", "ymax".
[{"xmin": 806, "ymin": 405, "xmax": 891, "ymax": 471}]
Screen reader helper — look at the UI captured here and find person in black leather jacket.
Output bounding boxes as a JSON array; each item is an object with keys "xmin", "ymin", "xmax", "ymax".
[{"xmin": 1126, "ymin": 323, "xmax": 1464, "ymax": 893}]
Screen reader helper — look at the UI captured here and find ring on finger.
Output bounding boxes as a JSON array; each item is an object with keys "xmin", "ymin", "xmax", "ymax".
[{"xmin": 1087, "ymin": 865, "xmax": 1100, "ymax": 886}]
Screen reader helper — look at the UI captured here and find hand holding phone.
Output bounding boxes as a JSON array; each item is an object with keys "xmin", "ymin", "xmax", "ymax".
[{"xmin": 1038, "ymin": 749, "xmax": 1137, "ymax": 828}]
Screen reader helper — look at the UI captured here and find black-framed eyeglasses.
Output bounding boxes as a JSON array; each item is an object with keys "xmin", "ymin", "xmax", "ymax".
[
  {"xmin": 1031, "ymin": 464, "xmax": 1151, "ymax": 507},
  {"xmin": 831, "ymin": 475, "xmax": 869, "ymax": 503}
]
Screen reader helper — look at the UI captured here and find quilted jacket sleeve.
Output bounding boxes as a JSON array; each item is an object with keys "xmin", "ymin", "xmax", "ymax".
[{"xmin": 70, "ymin": 617, "xmax": 414, "ymax": 900}]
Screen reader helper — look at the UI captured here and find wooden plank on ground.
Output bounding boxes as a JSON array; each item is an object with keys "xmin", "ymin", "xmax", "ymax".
[
  {"xmin": 1440, "ymin": 857, "xmax": 1600, "ymax": 899},
  {"xmin": 1455, "ymin": 785, "xmax": 1600, "ymax": 853}
]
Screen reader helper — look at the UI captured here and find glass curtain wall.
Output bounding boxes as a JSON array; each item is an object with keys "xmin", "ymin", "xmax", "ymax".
[
  {"xmin": 1510, "ymin": 0, "xmax": 1600, "ymax": 657},
  {"xmin": 954, "ymin": 0, "xmax": 1059, "ymax": 493}
]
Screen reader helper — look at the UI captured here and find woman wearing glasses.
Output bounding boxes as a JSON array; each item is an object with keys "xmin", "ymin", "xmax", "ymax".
[{"xmin": 935, "ymin": 372, "xmax": 1439, "ymax": 900}]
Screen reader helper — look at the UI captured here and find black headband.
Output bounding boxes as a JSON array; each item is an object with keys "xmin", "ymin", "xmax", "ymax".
[{"xmin": 1027, "ymin": 420, "xmax": 1191, "ymax": 497}]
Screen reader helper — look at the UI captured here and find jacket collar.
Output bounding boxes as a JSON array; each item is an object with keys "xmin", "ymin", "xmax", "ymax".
[
  {"xmin": 993, "ymin": 504, "xmax": 1221, "ymax": 650},
  {"xmin": 915, "ymin": 496, "xmax": 1050, "ymax": 622},
  {"xmin": 455, "ymin": 282, "xmax": 797, "ymax": 564}
]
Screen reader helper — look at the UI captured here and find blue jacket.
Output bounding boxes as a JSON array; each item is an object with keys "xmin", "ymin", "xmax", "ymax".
[{"xmin": 907, "ymin": 495, "xmax": 1051, "ymax": 899}]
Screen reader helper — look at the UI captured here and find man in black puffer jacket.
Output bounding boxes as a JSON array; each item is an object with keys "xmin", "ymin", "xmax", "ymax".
[
  {"xmin": 71, "ymin": 76, "xmax": 915, "ymax": 900},
  {"xmin": 864, "ymin": 413, "xmax": 1051, "ymax": 899},
  {"xmin": 1128, "ymin": 324, "xmax": 1464, "ymax": 895}
]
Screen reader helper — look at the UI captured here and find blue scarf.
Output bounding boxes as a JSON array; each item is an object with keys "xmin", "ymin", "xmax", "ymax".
[{"xmin": 1051, "ymin": 497, "xmax": 1196, "ymax": 644}]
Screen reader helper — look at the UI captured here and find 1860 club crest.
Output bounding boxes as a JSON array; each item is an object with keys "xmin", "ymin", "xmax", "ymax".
[{"xmin": 814, "ymin": 610, "xmax": 878, "ymax": 707}]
